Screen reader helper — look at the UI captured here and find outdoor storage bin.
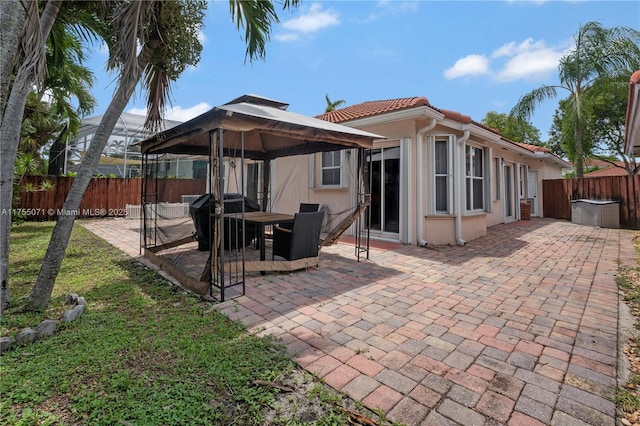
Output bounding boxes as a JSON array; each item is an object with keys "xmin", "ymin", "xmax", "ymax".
[
  {"xmin": 571, "ymin": 199, "xmax": 620, "ymax": 229},
  {"xmin": 189, "ymin": 193, "xmax": 260, "ymax": 251}
]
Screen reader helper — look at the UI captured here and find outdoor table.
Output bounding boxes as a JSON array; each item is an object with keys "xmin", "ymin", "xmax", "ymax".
[{"xmin": 225, "ymin": 211, "xmax": 294, "ymax": 266}]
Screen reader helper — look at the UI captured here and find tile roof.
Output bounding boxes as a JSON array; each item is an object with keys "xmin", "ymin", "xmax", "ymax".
[
  {"xmin": 584, "ymin": 158, "xmax": 617, "ymax": 169},
  {"xmin": 582, "ymin": 160, "xmax": 635, "ymax": 177},
  {"xmin": 584, "ymin": 166, "xmax": 632, "ymax": 177},
  {"xmin": 513, "ymin": 142, "xmax": 551, "ymax": 153},
  {"xmin": 317, "ymin": 96, "xmax": 555, "ymax": 157},
  {"xmin": 316, "ymin": 97, "xmax": 430, "ymax": 123}
]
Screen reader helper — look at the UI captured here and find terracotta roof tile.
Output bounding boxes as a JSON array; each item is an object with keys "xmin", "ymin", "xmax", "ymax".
[
  {"xmin": 515, "ymin": 142, "xmax": 551, "ymax": 153},
  {"xmin": 583, "ymin": 158, "xmax": 626, "ymax": 169},
  {"xmin": 317, "ymin": 96, "xmax": 557, "ymax": 158},
  {"xmin": 584, "ymin": 166, "xmax": 631, "ymax": 177},
  {"xmin": 317, "ymin": 97, "xmax": 430, "ymax": 122}
]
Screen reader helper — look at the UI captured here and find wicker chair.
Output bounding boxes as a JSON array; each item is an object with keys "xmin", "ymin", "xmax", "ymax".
[{"xmin": 272, "ymin": 211, "xmax": 324, "ymax": 262}]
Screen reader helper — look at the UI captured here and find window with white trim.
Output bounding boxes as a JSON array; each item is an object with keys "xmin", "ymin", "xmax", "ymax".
[
  {"xmin": 465, "ymin": 145, "xmax": 484, "ymax": 211},
  {"xmin": 494, "ymin": 157, "xmax": 501, "ymax": 201},
  {"xmin": 434, "ymin": 139, "xmax": 449, "ymax": 213},
  {"xmin": 321, "ymin": 151, "xmax": 341, "ymax": 186}
]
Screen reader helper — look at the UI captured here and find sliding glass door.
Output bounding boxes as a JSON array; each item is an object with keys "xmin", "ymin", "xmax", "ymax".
[{"xmin": 366, "ymin": 147, "xmax": 400, "ymax": 235}]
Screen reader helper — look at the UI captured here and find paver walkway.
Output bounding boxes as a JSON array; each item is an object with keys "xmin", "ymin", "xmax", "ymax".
[{"xmin": 82, "ymin": 217, "xmax": 638, "ymax": 426}]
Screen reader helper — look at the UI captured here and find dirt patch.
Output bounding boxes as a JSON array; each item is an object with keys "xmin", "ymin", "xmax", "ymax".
[{"xmin": 261, "ymin": 366, "xmax": 391, "ymax": 425}]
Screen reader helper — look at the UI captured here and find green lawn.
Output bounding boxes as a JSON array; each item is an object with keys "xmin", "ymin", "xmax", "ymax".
[{"xmin": 0, "ymin": 222, "xmax": 382, "ymax": 425}]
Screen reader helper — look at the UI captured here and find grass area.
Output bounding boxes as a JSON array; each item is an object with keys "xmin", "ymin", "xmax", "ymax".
[
  {"xmin": 616, "ymin": 231, "xmax": 640, "ymax": 423},
  {"xmin": 0, "ymin": 222, "xmax": 390, "ymax": 425}
]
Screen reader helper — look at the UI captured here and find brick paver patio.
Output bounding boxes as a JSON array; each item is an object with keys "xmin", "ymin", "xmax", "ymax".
[{"xmin": 82, "ymin": 217, "xmax": 637, "ymax": 426}]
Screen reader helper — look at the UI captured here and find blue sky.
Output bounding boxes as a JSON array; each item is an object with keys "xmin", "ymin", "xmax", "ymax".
[{"xmin": 86, "ymin": 0, "xmax": 640, "ymax": 140}]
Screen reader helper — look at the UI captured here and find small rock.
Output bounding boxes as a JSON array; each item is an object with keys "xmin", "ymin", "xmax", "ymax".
[
  {"xmin": 35, "ymin": 320, "xmax": 57, "ymax": 338},
  {"xmin": 73, "ymin": 304, "xmax": 85, "ymax": 316},
  {"xmin": 61, "ymin": 308, "xmax": 79, "ymax": 322},
  {"xmin": 15, "ymin": 328, "xmax": 37, "ymax": 345},
  {"xmin": 0, "ymin": 336, "xmax": 15, "ymax": 353}
]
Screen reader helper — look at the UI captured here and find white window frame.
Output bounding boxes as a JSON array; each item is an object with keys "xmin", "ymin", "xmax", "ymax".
[
  {"xmin": 465, "ymin": 144, "xmax": 487, "ymax": 212},
  {"xmin": 519, "ymin": 164, "xmax": 527, "ymax": 199},
  {"xmin": 309, "ymin": 150, "xmax": 348, "ymax": 189},
  {"xmin": 430, "ymin": 136, "xmax": 454, "ymax": 214},
  {"xmin": 321, "ymin": 151, "xmax": 341, "ymax": 186},
  {"xmin": 493, "ymin": 157, "xmax": 502, "ymax": 201}
]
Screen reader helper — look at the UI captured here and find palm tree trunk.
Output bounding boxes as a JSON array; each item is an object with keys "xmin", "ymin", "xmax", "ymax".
[
  {"xmin": 0, "ymin": 0, "xmax": 25, "ymax": 123},
  {"xmin": 0, "ymin": 0, "xmax": 27, "ymax": 315},
  {"xmin": 0, "ymin": 0, "xmax": 61, "ymax": 316},
  {"xmin": 25, "ymin": 46, "xmax": 152, "ymax": 311},
  {"xmin": 574, "ymin": 122, "xmax": 584, "ymax": 178}
]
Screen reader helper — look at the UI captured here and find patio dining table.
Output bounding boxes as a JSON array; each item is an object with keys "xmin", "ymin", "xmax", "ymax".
[{"xmin": 225, "ymin": 211, "xmax": 294, "ymax": 263}]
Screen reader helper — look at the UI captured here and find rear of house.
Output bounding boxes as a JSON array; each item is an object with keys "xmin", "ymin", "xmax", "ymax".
[{"xmin": 270, "ymin": 97, "xmax": 569, "ymax": 246}]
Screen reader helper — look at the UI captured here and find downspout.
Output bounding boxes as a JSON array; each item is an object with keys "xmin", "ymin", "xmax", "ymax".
[
  {"xmin": 455, "ymin": 128, "xmax": 470, "ymax": 246},
  {"xmin": 416, "ymin": 118, "xmax": 437, "ymax": 246}
]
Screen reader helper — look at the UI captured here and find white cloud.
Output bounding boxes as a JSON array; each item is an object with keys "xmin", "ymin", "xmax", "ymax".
[
  {"xmin": 495, "ymin": 49, "xmax": 563, "ymax": 81},
  {"xmin": 275, "ymin": 33, "xmax": 300, "ymax": 42},
  {"xmin": 276, "ymin": 3, "xmax": 339, "ymax": 41},
  {"xmin": 492, "ymin": 38, "xmax": 566, "ymax": 81},
  {"xmin": 127, "ymin": 102, "xmax": 212, "ymax": 122},
  {"xmin": 492, "ymin": 38, "xmax": 547, "ymax": 58},
  {"xmin": 444, "ymin": 55, "xmax": 490, "ymax": 79},
  {"xmin": 445, "ymin": 38, "xmax": 568, "ymax": 82},
  {"xmin": 377, "ymin": 0, "xmax": 419, "ymax": 15}
]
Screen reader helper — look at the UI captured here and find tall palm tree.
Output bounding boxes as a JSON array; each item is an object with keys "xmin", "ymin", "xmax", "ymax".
[
  {"xmin": 26, "ymin": 0, "xmax": 300, "ymax": 311},
  {"xmin": 1, "ymin": 0, "xmax": 62, "ymax": 314},
  {"xmin": 510, "ymin": 22, "xmax": 640, "ymax": 177},
  {"xmin": 1, "ymin": 0, "xmax": 101, "ymax": 314}
]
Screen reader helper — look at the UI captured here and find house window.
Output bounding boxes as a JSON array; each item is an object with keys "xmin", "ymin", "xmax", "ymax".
[
  {"xmin": 494, "ymin": 157, "xmax": 501, "ymax": 200},
  {"xmin": 519, "ymin": 165, "xmax": 527, "ymax": 199},
  {"xmin": 434, "ymin": 140, "xmax": 449, "ymax": 213},
  {"xmin": 465, "ymin": 145, "xmax": 484, "ymax": 211},
  {"xmin": 322, "ymin": 151, "xmax": 341, "ymax": 186}
]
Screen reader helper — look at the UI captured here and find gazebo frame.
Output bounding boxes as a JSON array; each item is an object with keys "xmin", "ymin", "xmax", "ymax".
[{"xmin": 139, "ymin": 95, "xmax": 383, "ymax": 301}]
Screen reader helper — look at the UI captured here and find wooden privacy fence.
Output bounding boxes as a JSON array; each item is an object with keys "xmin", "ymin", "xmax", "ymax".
[
  {"xmin": 15, "ymin": 176, "xmax": 206, "ymax": 220},
  {"xmin": 542, "ymin": 175, "xmax": 640, "ymax": 229}
]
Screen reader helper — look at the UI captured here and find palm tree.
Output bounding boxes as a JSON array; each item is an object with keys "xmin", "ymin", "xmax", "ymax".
[
  {"xmin": 25, "ymin": 0, "xmax": 300, "ymax": 311},
  {"xmin": 510, "ymin": 22, "xmax": 640, "ymax": 177},
  {"xmin": 325, "ymin": 93, "xmax": 346, "ymax": 112},
  {"xmin": 43, "ymin": 5, "xmax": 101, "ymax": 137},
  {"xmin": 1, "ymin": 0, "xmax": 62, "ymax": 314}
]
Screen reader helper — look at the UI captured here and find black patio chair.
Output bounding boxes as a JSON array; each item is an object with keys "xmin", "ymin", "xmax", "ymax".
[
  {"xmin": 272, "ymin": 211, "xmax": 324, "ymax": 263},
  {"xmin": 279, "ymin": 203, "xmax": 320, "ymax": 231},
  {"xmin": 299, "ymin": 203, "xmax": 319, "ymax": 213}
]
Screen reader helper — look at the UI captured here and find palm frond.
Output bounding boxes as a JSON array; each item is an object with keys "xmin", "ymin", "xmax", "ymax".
[
  {"xmin": 110, "ymin": 0, "xmax": 158, "ymax": 88},
  {"xmin": 510, "ymin": 85, "xmax": 561, "ymax": 121},
  {"xmin": 228, "ymin": 0, "xmax": 279, "ymax": 62},
  {"xmin": 17, "ymin": 0, "xmax": 47, "ymax": 89},
  {"xmin": 143, "ymin": 60, "xmax": 171, "ymax": 134}
]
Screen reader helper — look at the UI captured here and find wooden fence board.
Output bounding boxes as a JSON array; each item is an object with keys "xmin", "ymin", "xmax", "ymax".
[
  {"xmin": 15, "ymin": 177, "xmax": 206, "ymax": 220},
  {"xmin": 543, "ymin": 175, "xmax": 640, "ymax": 229}
]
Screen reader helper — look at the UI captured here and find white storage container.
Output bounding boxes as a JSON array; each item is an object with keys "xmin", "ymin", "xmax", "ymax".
[{"xmin": 571, "ymin": 199, "xmax": 620, "ymax": 228}]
